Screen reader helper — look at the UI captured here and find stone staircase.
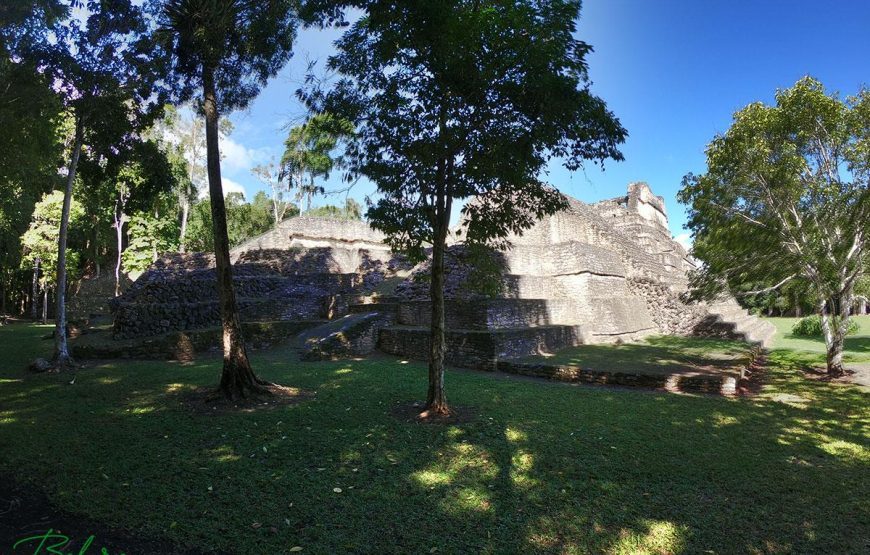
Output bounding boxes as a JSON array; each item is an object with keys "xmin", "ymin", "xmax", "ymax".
[
  {"xmin": 699, "ymin": 300, "xmax": 777, "ymax": 348},
  {"xmin": 374, "ymin": 296, "xmax": 589, "ymax": 369}
]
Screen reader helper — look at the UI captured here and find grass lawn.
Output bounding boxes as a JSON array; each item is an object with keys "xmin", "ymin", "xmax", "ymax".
[
  {"xmin": 0, "ymin": 323, "xmax": 868, "ymax": 554},
  {"xmin": 764, "ymin": 315, "xmax": 870, "ymax": 364},
  {"xmin": 519, "ymin": 336, "xmax": 755, "ymax": 377}
]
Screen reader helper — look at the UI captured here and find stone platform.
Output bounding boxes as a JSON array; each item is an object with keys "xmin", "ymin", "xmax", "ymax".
[
  {"xmin": 105, "ymin": 183, "xmax": 776, "ymax": 365},
  {"xmin": 376, "ymin": 183, "xmax": 774, "ymax": 366}
]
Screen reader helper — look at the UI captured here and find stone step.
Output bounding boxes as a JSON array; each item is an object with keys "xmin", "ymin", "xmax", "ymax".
[
  {"xmin": 348, "ymin": 302, "xmax": 400, "ymax": 314},
  {"xmin": 347, "ymin": 294, "xmax": 401, "ymax": 305},
  {"xmin": 74, "ymin": 320, "xmax": 325, "ymax": 360},
  {"xmin": 391, "ymin": 296, "xmax": 655, "ymax": 335},
  {"xmin": 378, "ymin": 324, "xmax": 584, "ymax": 369},
  {"xmin": 730, "ymin": 314, "xmax": 762, "ymax": 332},
  {"xmin": 708, "ymin": 306, "xmax": 748, "ymax": 320},
  {"xmin": 745, "ymin": 320, "xmax": 777, "ymax": 348},
  {"xmin": 394, "ymin": 298, "xmax": 554, "ymax": 330},
  {"xmin": 718, "ymin": 313, "xmax": 776, "ymax": 348},
  {"xmin": 299, "ymin": 312, "xmax": 395, "ymax": 361}
]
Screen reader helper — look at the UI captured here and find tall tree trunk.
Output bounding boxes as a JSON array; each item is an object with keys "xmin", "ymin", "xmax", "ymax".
[
  {"xmin": 1, "ymin": 274, "xmax": 6, "ymax": 316},
  {"xmin": 179, "ymin": 191, "xmax": 190, "ymax": 253},
  {"xmin": 31, "ymin": 258, "xmax": 40, "ymax": 320},
  {"xmin": 114, "ymin": 201, "xmax": 125, "ymax": 297},
  {"xmin": 52, "ymin": 116, "xmax": 83, "ymax": 369},
  {"xmin": 42, "ymin": 287, "xmax": 48, "ymax": 324},
  {"xmin": 306, "ymin": 180, "xmax": 312, "ymax": 214},
  {"xmin": 202, "ymin": 67, "xmax": 268, "ymax": 399},
  {"xmin": 424, "ymin": 179, "xmax": 452, "ymax": 416},
  {"xmin": 819, "ymin": 295, "xmax": 847, "ymax": 377},
  {"xmin": 93, "ymin": 219, "xmax": 101, "ymax": 278},
  {"xmin": 272, "ymin": 191, "xmax": 280, "ymax": 228}
]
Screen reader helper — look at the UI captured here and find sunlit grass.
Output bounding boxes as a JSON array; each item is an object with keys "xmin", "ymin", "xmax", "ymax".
[
  {"xmin": 764, "ymin": 315, "xmax": 870, "ymax": 363},
  {"xmin": 0, "ymin": 323, "xmax": 867, "ymax": 554}
]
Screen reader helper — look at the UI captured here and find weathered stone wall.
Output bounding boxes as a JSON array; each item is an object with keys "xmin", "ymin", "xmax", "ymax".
[
  {"xmin": 626, "ymin": 277, "xmax": 708, "ymax": 336},
  {"xmin": 112, "ymin": 223, "xmax": 409, "ymax": 339},
  {"xmin": 231, "ymin": 217, "xmax": 390, "ymax": 260},
  {"xmin": 503, "ymin": 242, "xmax": 625, "ymax": 277},
  {"xmin": 397, "ymin": 299, "xmax": 555, "ymax": 330},
  {"xmin": 378, "ymin": 325, "xmax": 584, "ymax": 369}
]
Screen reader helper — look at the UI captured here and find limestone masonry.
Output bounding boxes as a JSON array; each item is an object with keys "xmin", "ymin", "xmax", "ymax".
[{"xmin": 111, "ymin": 183, "xmax": 776, "ymax": 367}]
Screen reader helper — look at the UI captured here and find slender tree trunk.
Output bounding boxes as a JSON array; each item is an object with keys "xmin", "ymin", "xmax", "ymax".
[
  {"xmin": 272, "ymin": 190, "xmax": 280, "ymax": 228},
  {"xmin": 202, "ymin": 67, "xmax": 268, "ymax": 399},
  {"xmin": 52, "ymin": 116, "xmax": 83, "ymax": 369},
  {"xmin": 424, "ymin": 178, "xmax": 452, "ymax": 416},
  {"xmin": 114, "ymin": 209, "xmax": 121, "ymax": 296},
  {"xmin": 92, "ymin": 220, "xmax": 100, "ymax": 277},
  {"xmin": 42, "ymin": 287, "xmax": 48, "ymax": 324},
  {"xmin": 425, "ymin": 225, "xmax": 449, "ymax": 415},
  {"xmin": 31, "ymin": 258, "xmax": 40, "ymax": 320},
  {"xmin": 306, "ymin": 181, "xmax": 312, "ymax": 214},
  {"xmin": 114, "ymin": 201, "xmax": 126, "ymax": 297},
  {"xmin": 180, "ymin": 120, "xmax": 199, "ymax": 253},
  {"xmin": 179, "ymin": 191, "xmax": 190, "ymax": 253}
]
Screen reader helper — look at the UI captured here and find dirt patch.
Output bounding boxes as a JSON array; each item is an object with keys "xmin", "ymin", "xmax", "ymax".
[
  {"xmin": 0, "ymin": 476, "xmax": 213, "ymax": 554},
  {"xmin": 801, "ymin": 365, "xmax": 867, "ymax": 387},
  {"xmin": 390, "ymin": 401, "xmax": 477, "ymax": 425},
  {"xmin": 180, "ymin": 383, "xmax": 315, "ymax": 415}
]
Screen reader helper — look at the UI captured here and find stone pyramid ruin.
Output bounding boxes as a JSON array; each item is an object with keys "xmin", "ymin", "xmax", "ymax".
[{"xmin": 109, "ymin": 183, "xmax": 776, "ymax": 366}]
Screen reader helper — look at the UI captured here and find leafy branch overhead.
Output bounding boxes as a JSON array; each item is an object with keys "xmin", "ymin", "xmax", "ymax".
[
  {"xmin": 303, "ymin": 0, "xmax": 626, "ymax": 415},
  {"xmin": 307, "ymin": 1, "xmax": 627, "ymax": 257}
]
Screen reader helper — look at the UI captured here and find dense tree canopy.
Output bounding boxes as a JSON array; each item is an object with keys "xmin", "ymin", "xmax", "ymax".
[
  {"xmin": 0, "ymin": 1, "xmax": 67, "ymax": 314},
  {"xmin": 185, "ymin": 191, "xmax": 285, "ymax": 252},
  {"xmin": 29, "ymin": 0, "xmax": 171, "ymax": 367},
  {"xmin": 679, "ymin": 77, "xmax": 869, "ymax": 375},
  {"xmin": 20, "ymin": 191, "xmax": 85, "ymax": 291}
]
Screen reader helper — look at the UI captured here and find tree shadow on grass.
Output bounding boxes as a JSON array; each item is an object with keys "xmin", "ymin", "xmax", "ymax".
[
  {"xmin": 1, "ymin": 323, "xmax": 867, "ymax": 553},
  {"xmin": 526, "ymin": 336, "xmax": 754, "ymax": 377}
]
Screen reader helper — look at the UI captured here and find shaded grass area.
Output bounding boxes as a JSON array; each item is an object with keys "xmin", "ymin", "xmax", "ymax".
[
  {"xmin": 764, "ymin": 315, "xmax": 870, "ymax": 363},
  {"xmin": 0, "ymin": 323, "xmax": 868, "ymax": 554},
  {"xmin": 520, "ymin": 336, "xmax": 754, "ymax": 377}
]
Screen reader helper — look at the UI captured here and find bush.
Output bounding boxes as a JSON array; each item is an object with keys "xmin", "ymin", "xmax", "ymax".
[{"xmin": 792, "ymin": 315, "xmax": 859, "ymax": 337}]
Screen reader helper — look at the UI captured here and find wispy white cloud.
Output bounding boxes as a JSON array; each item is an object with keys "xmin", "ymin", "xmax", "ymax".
[
  {"xmin": 220, "ymin": 136, "xmax": 274, "ymax": 173},
  {"xmin": 197, "ymin": 177, "xmax": 247, "ymax": 200},
  {"xmin": 674, "ymin": 232, "xmax": 693, "ymax": 251}
]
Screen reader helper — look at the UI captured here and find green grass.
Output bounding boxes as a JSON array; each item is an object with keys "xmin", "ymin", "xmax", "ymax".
[
  {"xmin": 519, "ymin": 336, "xmax": 754, "ymax": 377},
  {"xmin": 764, "ymin": 315, "xmax": 870, "ymax": 364},
  {"xmin": 0, "ymin": 323, "xmax": 868, "ymax": 554}
]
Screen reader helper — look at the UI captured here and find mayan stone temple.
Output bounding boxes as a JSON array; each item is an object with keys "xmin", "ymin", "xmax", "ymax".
[{"xmin": 109, "ymin": 183, "xmax": 776, "ymax": 367}]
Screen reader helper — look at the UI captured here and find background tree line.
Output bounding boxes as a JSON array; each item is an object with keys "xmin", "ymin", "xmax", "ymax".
[{"xmin": 0, "ymin": 4, "xmax": 356, "ymax": 324}]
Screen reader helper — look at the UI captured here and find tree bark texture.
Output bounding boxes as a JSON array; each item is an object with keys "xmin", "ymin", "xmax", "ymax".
[
  {"xmin": 114, "ymin": 203, "xmax": 125, "ymax": 297},
  {"xmin": 31, "ymin": 258, "xmax": 40, "ymax": 320},
  {"xmin": 179, "ymin": 189, "xmax": 190, "ymax": 253},
  {"xmin": 52, "ymin": 117, "xmax": 83, "ymax": 369},
  {"xmin": 202, "ymin": 67, "xmax": 268, "ymax": 399},
  {"xmin": 819, "ymin": 292, "xmax": 850, "ymax": 377},
  {"xmin": 425, "ymin": 156, "xmax": 452, "ymax": 416}
]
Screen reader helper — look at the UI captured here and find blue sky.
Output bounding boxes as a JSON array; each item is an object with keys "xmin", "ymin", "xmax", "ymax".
[{"xmin": 220, "ymin": 0, "xmax": 870, "ymax": 246}]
